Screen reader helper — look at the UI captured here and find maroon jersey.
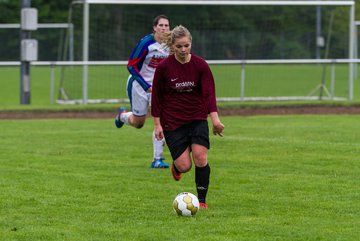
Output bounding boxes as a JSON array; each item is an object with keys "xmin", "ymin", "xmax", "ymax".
[{"xmin": 151, "ymin": 54, "xmax": 217, "ymax": 131}]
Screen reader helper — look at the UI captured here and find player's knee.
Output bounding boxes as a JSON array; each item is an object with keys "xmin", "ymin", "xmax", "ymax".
[
  {"xmin": 176, "ymin": 161, "xmax": 192, "ymax": 173},
  {"xmin": 133, "ymin": 123, "xmax": 144, "ymax": 129},
  {"xmin": 193, "ymin": 154, "xmax": 208, "ymax": 167},
  {"xmin": 131, "ymin": 117, "xmax": 146, "ymax": 129}
]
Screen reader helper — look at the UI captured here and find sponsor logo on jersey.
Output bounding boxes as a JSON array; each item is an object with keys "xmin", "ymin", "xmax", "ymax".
[
  {"xmin": 173, "ymin": 81, "xmax": 195, "ymax": 92},
  {"xmin": 175, "ymin": 81, "xmax": 195, "ymax": 88},
  {"xmin": 148, "ymin": 56, "xmax": 166, "ymax": 68}
]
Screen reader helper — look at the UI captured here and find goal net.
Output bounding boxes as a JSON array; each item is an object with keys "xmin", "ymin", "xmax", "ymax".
[{"xmin": 58, "ymin": 0, "xmax": 355, "ymax": 104}]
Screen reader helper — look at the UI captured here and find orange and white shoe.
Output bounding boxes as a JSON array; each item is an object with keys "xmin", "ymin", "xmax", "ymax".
[{"xmin": 199, "ymin": 202, "xmax": 208, "ymax": 209}]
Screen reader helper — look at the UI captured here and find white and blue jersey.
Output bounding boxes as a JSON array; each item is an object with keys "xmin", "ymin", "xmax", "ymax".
[{"xmin": 126, "ymin": 33, "xmax": 169, "ymax": 116}]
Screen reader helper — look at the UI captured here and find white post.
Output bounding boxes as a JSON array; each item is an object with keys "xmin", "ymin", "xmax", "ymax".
[
  {"xmin": 331, "ymin": 62, "xmax": 335, "ymax": 99},
  {"xmin": 348, "ymin": 4, "xmax": 355, "ymax": 100},
  {"xmin": 82, "ymin": 0, "xmax": 89, "ymax": 104},
  {"xmin": 240, "ymin": 62, "xmax": 245, "ymax": 100},
  {"xmin": 69, "ymin": 23, "xmax": 74, "ymax": 61},
  {"xmin": 50, "ymin": 64, "xmax": 55, "ymax": 104},
  {"xmin": 355, "ymin": 22, "xmax": 358, "ymax": 80}
]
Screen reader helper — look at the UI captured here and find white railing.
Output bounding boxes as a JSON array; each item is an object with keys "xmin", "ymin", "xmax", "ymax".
[{"xmin": 1, "ymin": 59, "xmax": 358, "ymax": 104}]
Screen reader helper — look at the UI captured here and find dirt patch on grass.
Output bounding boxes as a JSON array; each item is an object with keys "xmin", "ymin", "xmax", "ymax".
[{"xmin": 1, "ymin": 106, "xmax": 360, "ymax": 119}]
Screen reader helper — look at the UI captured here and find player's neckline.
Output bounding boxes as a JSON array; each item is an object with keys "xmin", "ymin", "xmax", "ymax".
[{"xmin": 175, "ymin": 54, "xmax": 191, "ymax": 64}]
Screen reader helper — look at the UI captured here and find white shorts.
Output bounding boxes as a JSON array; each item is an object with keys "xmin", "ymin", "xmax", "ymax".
[{"xmin": 127, "ymin": 77, "xmax": 151, "ymax": 116}]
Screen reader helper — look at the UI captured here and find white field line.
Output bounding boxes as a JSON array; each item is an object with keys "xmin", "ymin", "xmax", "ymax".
[{"xmin": 224, "ymin": 136, "xmax": 360, "ymax": 147}]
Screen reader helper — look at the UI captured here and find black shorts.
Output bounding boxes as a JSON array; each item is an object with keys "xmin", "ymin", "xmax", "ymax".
[{"xmin": 164, "ymin": 120, "xmax": 210, "ymax": 161}]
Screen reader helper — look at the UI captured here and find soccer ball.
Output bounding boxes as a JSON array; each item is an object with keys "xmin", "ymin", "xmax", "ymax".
[{"xmin": 172, "ymin": 192, "xmax": 199, "ymax": 217}]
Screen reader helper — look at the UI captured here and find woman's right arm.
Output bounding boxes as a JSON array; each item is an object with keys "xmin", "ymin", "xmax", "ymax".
[
  {"xmin": 151, "ymin": 64, "xmax": 164, "ymax": 140},
  {"xmin": 153, "ymin": 117, "xmax": 164, "ymax": 140},
  {"xmin": 127, "ymin": 37, "xmax": 151, "ymax": 91}
]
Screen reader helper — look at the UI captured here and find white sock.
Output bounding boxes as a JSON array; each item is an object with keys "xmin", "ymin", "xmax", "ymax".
[
  {"xmin": 152, "ymin": 130, "xmax": 165, "ymax": 160},
  {"xmin": 120, "ymin": 112, "xmax": 132, "ymax": 125}
]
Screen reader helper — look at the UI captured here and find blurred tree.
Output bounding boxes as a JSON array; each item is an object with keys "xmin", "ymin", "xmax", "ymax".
[{"xmin": 0, "ymin": 1, "xmax": 358, "ymax": 60}]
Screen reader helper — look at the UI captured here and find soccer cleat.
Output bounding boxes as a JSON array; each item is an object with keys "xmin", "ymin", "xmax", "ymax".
[
  {"xmin": 150, "ymin": 158, "xmax": 169, "ymax": 168},
  {"xmin": 115, "ymin": 107, "xmax": 126, "ymax": 128},
  {"xmin": 199, "ymin": 202, "xmax": 208, "ymax": 209},
  {"xmin": 171, "ymin": 162, "xmax": 182, "ymax": 181}
]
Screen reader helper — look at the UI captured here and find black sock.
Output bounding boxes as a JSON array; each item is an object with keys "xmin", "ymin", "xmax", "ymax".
[
  {"xmin": 195, "ymin": 164, "xmax": 210, "ymax": 203},
  {"xmin": 173, "ymin": 162, "xmax": 181, "ymax": 173}
]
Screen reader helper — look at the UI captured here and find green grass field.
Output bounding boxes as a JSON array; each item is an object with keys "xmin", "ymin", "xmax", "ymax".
[
  {"xmin": 1, "ymin": 62, "xmax": 360, "ymax": 240},
  {"xmin": 1, "ymin": 115, "xmax": 360, "ymax": 240}
]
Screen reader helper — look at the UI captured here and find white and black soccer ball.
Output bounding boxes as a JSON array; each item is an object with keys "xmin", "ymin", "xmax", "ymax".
[{"xmin": 172, "ymin": 192, "xmax": 199, "ymax": 217}]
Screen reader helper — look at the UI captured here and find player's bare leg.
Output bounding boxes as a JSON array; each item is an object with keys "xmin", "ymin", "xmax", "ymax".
[
  {"xmin": 123, "ymin": 113, "xmax": 146, "ymax": 129},
  {"xmin": 171, "ymin": 147, "xmax": 192, "ymax": 181}
]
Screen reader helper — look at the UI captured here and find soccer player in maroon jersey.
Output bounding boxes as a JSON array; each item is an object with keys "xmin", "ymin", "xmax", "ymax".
[{"xmin": 151, "ymin": 25, "xmax": 225, "ymax": 209}]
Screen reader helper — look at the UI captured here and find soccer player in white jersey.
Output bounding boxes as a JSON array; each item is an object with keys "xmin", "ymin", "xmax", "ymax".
[{"xmin": 115, "ymin": 15, "xmax": 170, "ymax": 168}]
